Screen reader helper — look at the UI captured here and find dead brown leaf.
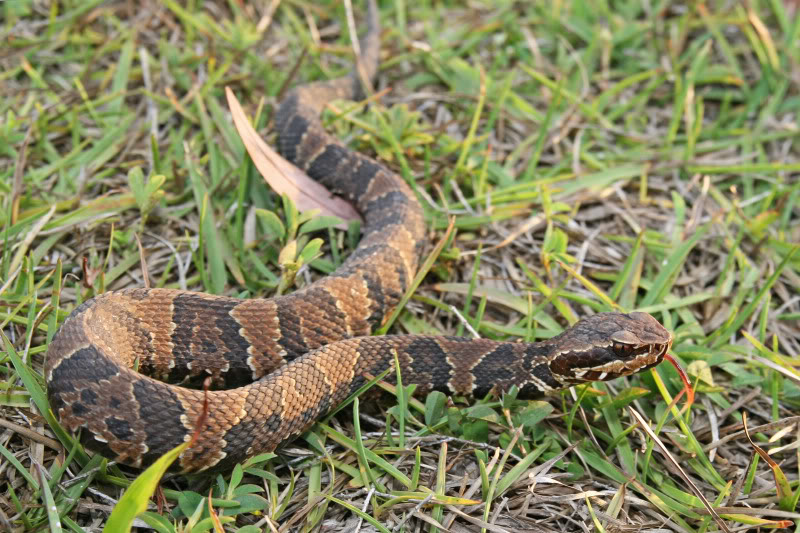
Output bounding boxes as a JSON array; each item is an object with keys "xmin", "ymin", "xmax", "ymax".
[{"xmin": 226, "ymin": 87, "xmax": 361, "ymax": 224}]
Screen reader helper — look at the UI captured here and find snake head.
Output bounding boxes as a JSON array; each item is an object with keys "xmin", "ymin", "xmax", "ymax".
[{"xmin": 549, "ymin": 312, "xmax": 673, "ymax": 385}]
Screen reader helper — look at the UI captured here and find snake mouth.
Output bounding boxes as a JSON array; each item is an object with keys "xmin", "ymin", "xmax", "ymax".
[{"xmin": 566, "ymin": 340, "xmax": 671, "ymax": 383}]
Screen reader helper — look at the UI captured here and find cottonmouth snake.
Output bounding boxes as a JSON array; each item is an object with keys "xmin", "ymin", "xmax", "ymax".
[{"xmin": 45, "ymin": 1, "xmax": 673, "ymax": 474}]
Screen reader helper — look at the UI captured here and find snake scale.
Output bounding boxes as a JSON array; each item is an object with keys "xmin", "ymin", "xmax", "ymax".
[{"xmin": 45, "ymin": 1, "xmax": 673, "ymax": 474}]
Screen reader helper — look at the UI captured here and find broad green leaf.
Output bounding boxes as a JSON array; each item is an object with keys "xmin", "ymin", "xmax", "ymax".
[{"xmin": 103, "ymin": 441, "xmax": 190, "ymax": 533}]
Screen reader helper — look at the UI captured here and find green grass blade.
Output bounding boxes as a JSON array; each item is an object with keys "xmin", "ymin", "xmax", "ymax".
[{"xmin": 102, "ymin": 441, "xmax": 190, "ymax": 533}]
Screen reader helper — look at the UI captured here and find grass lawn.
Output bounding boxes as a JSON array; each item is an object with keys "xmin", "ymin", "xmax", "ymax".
[{"xmin": 2, "ymin": 0, "xmax": 799, "ymax": 531}]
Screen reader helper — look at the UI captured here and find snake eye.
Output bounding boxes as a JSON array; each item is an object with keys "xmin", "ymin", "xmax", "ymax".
[{"xmin": 613, "ymin": 342, "xmax": 635, "ymax": 358}]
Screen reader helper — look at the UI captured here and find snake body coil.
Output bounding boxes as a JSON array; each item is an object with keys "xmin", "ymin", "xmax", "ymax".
[{"xmin": 45, "ymin": 2, "xmax": 672, "ymax": 473}]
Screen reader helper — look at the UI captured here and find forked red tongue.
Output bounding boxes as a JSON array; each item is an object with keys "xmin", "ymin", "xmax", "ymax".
[{"xmin": 663, "ymin": 352, "xmax": 694, "ymax": 413}]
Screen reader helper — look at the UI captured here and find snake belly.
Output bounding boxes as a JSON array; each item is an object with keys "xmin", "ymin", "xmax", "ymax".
[{"xmin": 44, "ymin": 1, "xmax": 672, "ymax": 473}]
